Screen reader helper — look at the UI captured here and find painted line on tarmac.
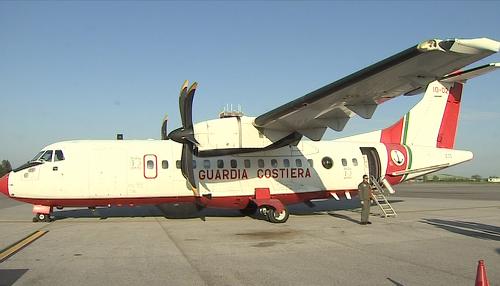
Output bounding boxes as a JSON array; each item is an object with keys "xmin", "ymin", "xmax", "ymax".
[{"xmin": 0, "ymin": 230, "xmax": 48, "ymax": 263}]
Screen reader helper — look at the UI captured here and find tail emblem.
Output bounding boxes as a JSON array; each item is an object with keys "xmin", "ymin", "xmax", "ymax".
[{"xmin": 391, "ymin": 150, "xmax": 405, "ymax": 166}]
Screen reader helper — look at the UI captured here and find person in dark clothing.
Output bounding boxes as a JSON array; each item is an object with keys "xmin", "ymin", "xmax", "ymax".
[{"xmin": 358, "ymin": 175, "xmax": 372, "ymax": 225}]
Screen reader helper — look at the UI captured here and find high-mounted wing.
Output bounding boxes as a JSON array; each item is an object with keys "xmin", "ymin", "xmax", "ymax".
[{"xmin": 253, "ymin": 38, "xmax": 500, "ymax": 140}]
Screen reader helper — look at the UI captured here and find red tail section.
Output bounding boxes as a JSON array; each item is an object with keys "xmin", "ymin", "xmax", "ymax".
[
  {"xmin": 437, "ymin": 83, "xmax": 463, "ymax": 149},
  {"xmin": 381, "ymin": 118, "xmax": 404, "ymax": 144}
]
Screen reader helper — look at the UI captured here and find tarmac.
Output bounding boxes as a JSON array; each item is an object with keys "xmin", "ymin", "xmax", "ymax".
[{"xmin": 0, "ymin": 183, "xmax": 499, "ymax": 286}]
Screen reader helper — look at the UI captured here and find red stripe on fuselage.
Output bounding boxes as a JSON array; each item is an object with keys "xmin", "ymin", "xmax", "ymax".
[
  {"xmin": 437, "ymin": 83, "xmax": 463, "ymax": 149},
  {"xmin": 11, "ymin": 190, "xmax": 358, "ymax": 209}
]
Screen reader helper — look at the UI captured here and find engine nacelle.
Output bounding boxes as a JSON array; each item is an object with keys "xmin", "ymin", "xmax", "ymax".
[{"xmin": 193, "ymin": 116, "xmax": 293, "ymax": 153}]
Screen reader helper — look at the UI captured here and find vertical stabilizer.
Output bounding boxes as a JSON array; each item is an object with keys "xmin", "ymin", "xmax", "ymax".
[
  {"xmin": 381, "ymin": 63, "xmax": 500, "ymax": 148},
  {"xmin": 381, "ymin": 80, "xmax": 462, "ymax": 148}
]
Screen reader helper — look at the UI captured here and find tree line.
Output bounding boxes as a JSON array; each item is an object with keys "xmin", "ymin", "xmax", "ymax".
[{"xmin": 0, "ymin": 160, "xmax": 12, "ymax": 177}]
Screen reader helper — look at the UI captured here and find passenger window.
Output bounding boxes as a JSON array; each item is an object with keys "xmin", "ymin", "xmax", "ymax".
[
  {"xmin": 217, "ymin": 160, "xmax": 224, "ymax": 169},
  {"xmin": 147, "ymin": 160, "xmax": 155, "ymax": 169},
  {"xmin": 192, "ymin": 160, "xmax": 197, "ymax": 169},
  {"xmin": 342, "ymin": 158, "xmax": 347, "ymax": 166},
  {"xmin": 307, "ymin": 159, "xmax": 314, "ymax": 167},
  {"xmin": 352, "ymin": 158, "xmax": 358, "ymax": 166},
  {"xmin": 271, "ymin": 159, "xmax": 278, "ymax": 168},
  {"xmin": 322, "ymin": 157, "xmax": 333, "ymax": 169},
  {"xmin": 295, "ymin": 159, "xmax": 302, "ymax": 167},
  {"xmin": 55, "ymin": 150, "xmax": 65, "ymax": 161},
  {"xmin": 162, "ymin": 160, "xmax": 169, "ymax": 169},
  {"xmin": 244, "ymin": 159, "xmax": 251, "ymax": 168},
  {"xmin": 203, "ymin": 160, "xmax": 211, "ymax": 169},
  {"xmin": 258, "ymin": 159, "xmax": 265, "ymax": 168},
  {"xmin": 40, "ymin": 150, "xmax": 53, "ymax": 162},
  {"xmin": 230, "ymin": 159, "xmax": 237, "ymax": 168},
  {"xmin": 176, "ymin": 160, "xmax": 181, "ymax": 169},
  {"xmin": 283, "ymin": 159, "xmax": 290, "ymax": 168}
]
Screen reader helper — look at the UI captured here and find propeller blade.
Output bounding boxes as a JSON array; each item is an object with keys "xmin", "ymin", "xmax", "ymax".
[
  {"xmin": 168, "ymin": 81, "xmax": 199, "ymax": 144},
  {"xmin": 179, "ymin": 80, "xmax": 189, "ymax": 127},
  {"xmin": 181, "ymin": 144, "xmax": 199, "ymax": 197},
  {"xmin": 183, "ymin": 82, "xmax": 197, "ymax": 129}
]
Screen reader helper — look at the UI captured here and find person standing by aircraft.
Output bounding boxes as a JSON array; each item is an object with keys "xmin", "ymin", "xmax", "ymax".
[{"xmin": 358, "ymin": 175, "xmax": 372, "ymax": 225}]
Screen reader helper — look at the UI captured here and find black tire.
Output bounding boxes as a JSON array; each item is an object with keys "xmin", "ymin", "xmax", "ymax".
[
  {"xmin": 37, "ymin": 213, "xmax": 50, "ymax": 222},
  {"xmin": 266, "ymin": 207, "xmax": 289, "ymax": 223},
  {"xmin": 37, "ymin": 213, "xmax": 46, "ymax": 221}
]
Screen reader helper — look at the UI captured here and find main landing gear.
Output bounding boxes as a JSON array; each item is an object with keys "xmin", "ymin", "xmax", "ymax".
[
  {"xmin": 259, "ymin": 206, "xmax": 290, "ymax": 223},
  {"xmin": 245, "ymin": 188, "xmax": 290, "ymax": 223}
]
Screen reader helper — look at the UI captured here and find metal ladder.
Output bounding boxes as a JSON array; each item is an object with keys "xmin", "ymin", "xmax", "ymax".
[{"xmin": 370, "ymin": 176, "xmax": 397, "ymax": 218}]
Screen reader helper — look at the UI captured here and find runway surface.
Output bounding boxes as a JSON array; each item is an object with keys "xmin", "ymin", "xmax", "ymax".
[{"xmin": 0, "ymin": 183, "xmax": 499, "ymax": 286}]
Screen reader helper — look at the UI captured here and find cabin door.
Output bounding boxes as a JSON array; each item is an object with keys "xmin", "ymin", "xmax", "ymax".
[{"xmin": 359, "ymin": 147, "xmax": 381, "ymax": 180}]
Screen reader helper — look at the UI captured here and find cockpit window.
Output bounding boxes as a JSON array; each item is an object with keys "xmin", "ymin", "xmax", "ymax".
[
  {"xmin": 55, "ymin": 150, "xmax": 65, "ymax": 161},
  {"xmin": 40, "ymin": 150, "xmax": 53, "ymax": 162},
  {"xmin": 31, "ymin": 151, "xmax": 45, "ymax": 162}
]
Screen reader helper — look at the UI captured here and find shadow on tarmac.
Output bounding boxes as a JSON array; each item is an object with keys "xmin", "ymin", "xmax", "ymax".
[
  {"xmin": 421, "ymin": 219, "xmax": 500, "ymax": 241},
  {"xmin": 50, "ymin": 198, "xmax": 404, "ymax": 222},
  {"xmin": 52, "ymin": 204, "xmax": 241, "ymax": 221},
  {"xmin": 0, "ymin": 269, "xmax": 29, "ymax": 286},
  {"xmin": 328, "ymin": 212, "xmax": 360, "ymax": 224}
]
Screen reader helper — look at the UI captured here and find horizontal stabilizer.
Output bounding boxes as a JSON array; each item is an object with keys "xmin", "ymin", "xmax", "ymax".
[{"xmin": 390, "ymin": 164, "xmax": 450, "ymax": 176}]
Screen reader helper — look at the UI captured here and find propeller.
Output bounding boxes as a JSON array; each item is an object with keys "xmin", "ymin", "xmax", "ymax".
[{"xmin": 167, "ymin": 80, "xmax": 200, "ymax": 197}]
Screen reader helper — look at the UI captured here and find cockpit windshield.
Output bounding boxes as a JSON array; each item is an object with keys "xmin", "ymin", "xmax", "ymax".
[
  {"xmin": 14, "ymin": 149, "xmax": 65, "ymax": 173},
  {"xmin": 40, "ymin": 150, "xmax": 53, "ymax": 162},
  {"xmin": 30, "ymin": 151, "xmax": 45, "ymax": 162}
]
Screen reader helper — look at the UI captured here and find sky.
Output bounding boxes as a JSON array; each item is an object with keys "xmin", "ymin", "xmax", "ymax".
[{"xmin": 0, "ymin": 1, "xmax": 499, "ymax": 177}]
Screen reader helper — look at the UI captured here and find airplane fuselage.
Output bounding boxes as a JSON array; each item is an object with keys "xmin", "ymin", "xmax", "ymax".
[{"xmin": 2, "ymin": 138, "xmax": 471, "ymax": 210}]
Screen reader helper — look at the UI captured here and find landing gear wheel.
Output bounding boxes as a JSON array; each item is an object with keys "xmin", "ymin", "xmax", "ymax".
[
  {"xmin": 35, "ymin": 213, "xmax": 50, "ymax": 222},
  {"xmin": 266, "ymin": 207, "xmax": 289, "ymax": 223}
]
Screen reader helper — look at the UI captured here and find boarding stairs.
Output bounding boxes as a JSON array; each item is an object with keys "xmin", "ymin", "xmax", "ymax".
[{"xmin": 370, "ymin": 176, "xmax": 397, "ymax": 218}]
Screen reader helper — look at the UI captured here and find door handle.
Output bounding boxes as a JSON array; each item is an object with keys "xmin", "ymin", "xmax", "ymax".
[{"xmin": 53, "ymin": 166, "xmax": 58, "ymax": 171}]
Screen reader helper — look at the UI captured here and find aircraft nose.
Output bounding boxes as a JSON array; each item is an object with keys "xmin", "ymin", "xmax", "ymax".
[{"xmin": 0, "ymin": 174, "xmax": 9, "ymax": 197}]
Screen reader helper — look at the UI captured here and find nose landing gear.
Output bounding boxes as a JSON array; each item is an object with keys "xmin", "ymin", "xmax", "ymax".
[
  {"xmin": 32, "ymin": 205, "xmax": 52, "ymax": 223},
  {"xmin": 33, "ymin": 213, "xmax": 51, "ymax": 222}
]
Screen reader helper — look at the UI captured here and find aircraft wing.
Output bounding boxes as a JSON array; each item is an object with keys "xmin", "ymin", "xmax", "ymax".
[{"xmin": 253, "ymin": 38, "xmax": 500, "ymax": 140}]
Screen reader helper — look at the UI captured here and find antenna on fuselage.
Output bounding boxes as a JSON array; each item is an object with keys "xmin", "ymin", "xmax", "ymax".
[{"xmin": 219, "ymin": 104, "xmax": 244, "ymax": 118}]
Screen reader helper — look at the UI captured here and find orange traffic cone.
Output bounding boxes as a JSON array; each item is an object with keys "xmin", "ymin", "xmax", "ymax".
[{"xmin": 475, "ymin": 260, "xmax": 490, "ymax": 286}]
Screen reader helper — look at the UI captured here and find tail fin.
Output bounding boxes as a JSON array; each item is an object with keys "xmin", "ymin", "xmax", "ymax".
[{"xmin": 381, "ymin": 63, "xmax": 499, "ymax": 148}]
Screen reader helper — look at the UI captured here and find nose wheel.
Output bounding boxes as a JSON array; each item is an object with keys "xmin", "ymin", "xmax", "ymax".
[{"xmin": 33, "ymin": 213, "xmax": 51, "ymax": 222}]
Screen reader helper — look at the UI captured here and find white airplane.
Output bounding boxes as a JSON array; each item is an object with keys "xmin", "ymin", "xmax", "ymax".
[{"xmin": 1, "ymin": 38, "xmax": 499, "ymax": 223}]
